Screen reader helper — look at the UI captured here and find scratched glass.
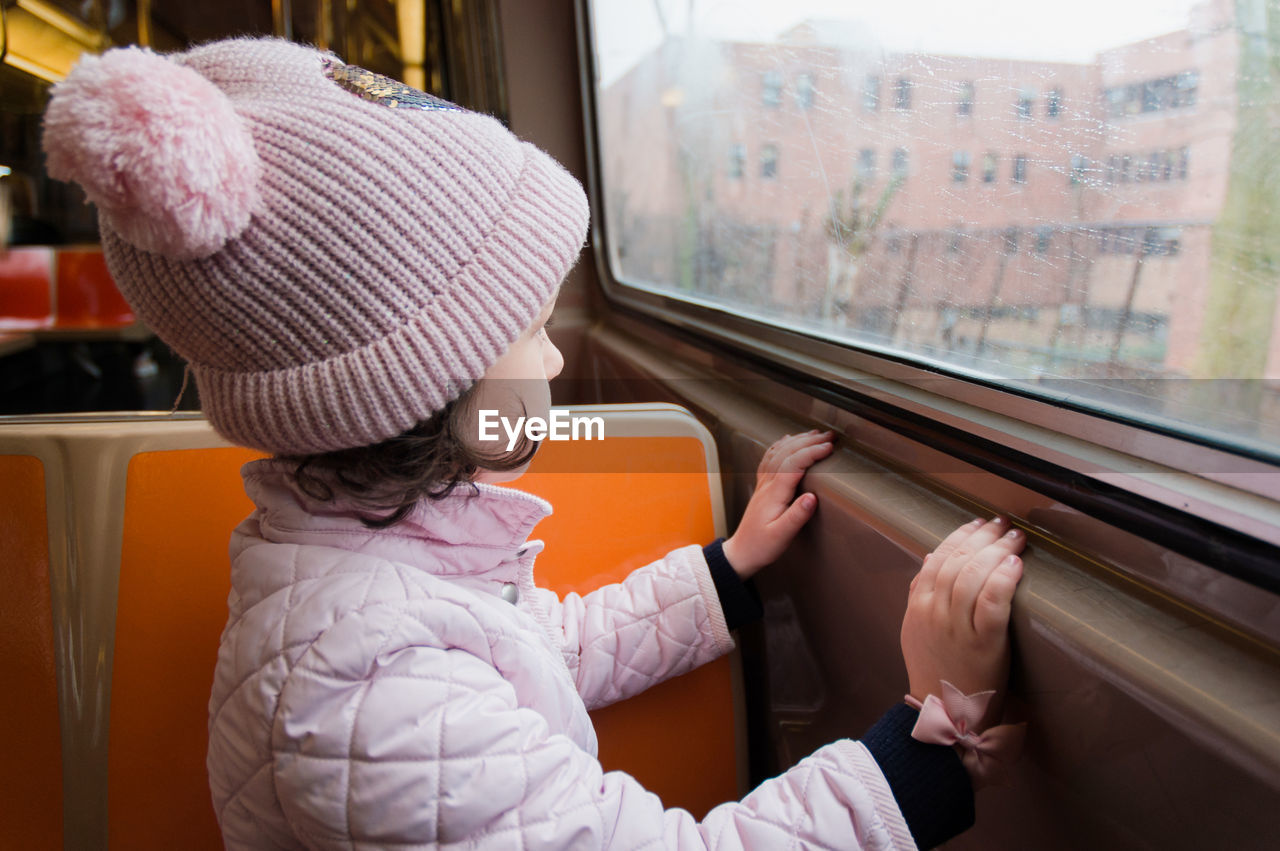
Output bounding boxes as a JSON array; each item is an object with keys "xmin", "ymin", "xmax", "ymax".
[{"xmin": 589, "ymin": 0, "xmax": 1280, "ymax": 458}]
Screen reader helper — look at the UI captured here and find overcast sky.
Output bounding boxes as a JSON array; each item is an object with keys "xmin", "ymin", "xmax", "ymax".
[{"xmin": 593, "ymin": 0, "xmax": 1203, "ymax": 84}]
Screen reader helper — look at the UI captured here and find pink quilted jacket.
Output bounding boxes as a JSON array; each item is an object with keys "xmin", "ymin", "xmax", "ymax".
[{"xmin": 207, "ymin": 459, "xmax": 915, "ymax": 849}]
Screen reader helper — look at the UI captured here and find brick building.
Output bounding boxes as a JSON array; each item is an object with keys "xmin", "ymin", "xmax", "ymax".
[{"xmin": 598, "ymin": 0, "xmax": 1271, "ymax": 383}]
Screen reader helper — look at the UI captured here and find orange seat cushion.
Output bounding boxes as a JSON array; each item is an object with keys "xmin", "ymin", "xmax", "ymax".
[
  {"xmin": 0, "ymin": 455, "xmax": 63, "ymax": 848},
  {"xmin": 110, "ymin": 447, "xmax": 262, "ymax": 849}
]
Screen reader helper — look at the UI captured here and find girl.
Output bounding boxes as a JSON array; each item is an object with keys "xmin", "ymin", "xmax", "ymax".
[{"xmin": 44, "ymin": 38, "xmax": 1025, "ymax": 850}]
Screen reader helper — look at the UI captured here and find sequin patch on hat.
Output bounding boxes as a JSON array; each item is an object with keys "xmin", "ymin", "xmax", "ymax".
[{"xmin": 322, "ymin": 59, "xmax": 463, "ymax": 112}]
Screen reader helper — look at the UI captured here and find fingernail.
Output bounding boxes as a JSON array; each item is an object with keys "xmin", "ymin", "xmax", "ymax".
[
  {"xmin": 1001, "ymin": 554, "xmax": 1020, "ymax": 567},
  {"xmin": 967, "ymin": 519, "xmax": 984, "ymax": 528},
  {"xmin": 1004, "ymin": 529, "xmax": 1021, "ymax": 540},
  {"xmin": 803, "ymin": 493, "xmax": 817, "ymax": 509}
]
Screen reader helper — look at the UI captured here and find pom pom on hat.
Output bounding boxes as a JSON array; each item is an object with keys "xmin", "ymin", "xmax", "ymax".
[
  {"xmin": 39, "ymin": 37, "xmax": 589, "ymax": 456},
  {"xmin": 43, "ymin": 46, "xmax": 262, "ymax": 259}
]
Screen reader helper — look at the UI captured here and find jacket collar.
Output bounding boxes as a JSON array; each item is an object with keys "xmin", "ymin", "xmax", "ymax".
[{"xmin": 241, "ymin": 458, "xmax": 551, "ymax": 583}]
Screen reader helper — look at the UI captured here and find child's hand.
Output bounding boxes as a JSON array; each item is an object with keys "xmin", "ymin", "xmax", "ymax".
[
  {"xmin": 722, "ymin": 430, "xmax": 834, "ymax": 579},
  {"xmin": 900, "ymin": 517, "xmax": 1025, "ymax": 729}
]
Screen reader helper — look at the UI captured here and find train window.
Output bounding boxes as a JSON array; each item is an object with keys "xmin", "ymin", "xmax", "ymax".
[{"xmin": 586, "ymin": 0, "xmax": 1280, "ymax": 472}]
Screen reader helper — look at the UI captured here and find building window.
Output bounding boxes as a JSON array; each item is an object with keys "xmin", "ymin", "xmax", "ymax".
[
  {"xmin": 1147, "ymin": 151, "xmax": 1160, "ymax": 181},
  {"xmin": 1099, "ymin": 225, "xmax": 1181, "ymax": 256},
  {"xmin": 1069, "ymin": 154, "xmax": 1088, "ymax": 185},
  {"xmin": 895, "ymin": 77, "xmax": 912, "ymax": 110},
  {"xmin": 1012, "ymin": 154, "xmax": 1027, "ymax": 184},
  {"xmin": 1175, "ymin": 71, "xmax": 1199, "ymax": 108},
  {"xmin": 1104, "ymin": 70, "xmax": 1199, "ymax": 117},
  {"xmin": 1047, "ymin": 87, "xmax": 1063, "ymax": 119},
  {"xmin": 1148, "ymin": 225, "xmax": 1182, "ymax": 256},
  {"xmin": 952, "ymin": 150, "xmax": 971, "ymax": 183},
  {"xmin": 796, "ymin": 73, "xmax": 815, "ymax": 109},
  {"xmin": 858, "ymin": 148, "xmax": 876, "ymax": 181},
  {"xmin": 728, "ymin": 144, "xmax": 745, "ymax": 179},
  {"xmin": 1105, "ymin": 148, "xmax": 1190, "ymax": 183},
  {"xmin": 982, "ymin": 152, "xmax": 998, "ymax": 183},
  {"xmin": 863, "ymin": 74, "xmax": 880, "ymax": 112},
  {"xmin": 1016, "ymin": 89, "xmax": 1035, "ymax": 119},
  {"xmin": 891, "ymin": 147, "xmax": 909, "ymax": 179},
  {"xmin": 760, "ymin": 143, "xmax": 778, "ymax": 178},
  {"xmin": 1035, "ymin": 226, "xmax": 1053, "ymax": 255},
  {"xmin": 1002, "ymin": 227, "xmax": 1020, "ymax": 254},
  {"xmin": 763, "ymin": 71, "xmax": 782, "ymax": 108},
  {"xmin": 958, "ymin": 81, "xmax": 975, "ymax": 116}
]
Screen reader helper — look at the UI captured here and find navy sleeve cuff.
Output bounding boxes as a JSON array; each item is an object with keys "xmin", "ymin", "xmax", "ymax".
[
  {"xmin": 862, "ymin": 702, "xmax": 974, "ymax": 849},
  {"xmin": 703, "ymin": 539, "xmax": 764, "ymax": 631}
]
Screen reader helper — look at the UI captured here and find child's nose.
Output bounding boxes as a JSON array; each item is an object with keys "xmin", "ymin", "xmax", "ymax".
[{"xmin": 545, "ymin": 339, "xmax": 564, "ymax": 380}]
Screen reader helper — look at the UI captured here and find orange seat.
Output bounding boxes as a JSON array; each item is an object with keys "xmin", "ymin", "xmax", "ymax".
[
  {"xmin": 0, "ymin": 404, "xmax": 738, "ymax": 846},
  {"xmin": 111, "ymin": 444, "xmax": 263, "ymax": 848},
  {"xmin": 0, "ymin": 454, "xmax": 63, "ymax": 849}
]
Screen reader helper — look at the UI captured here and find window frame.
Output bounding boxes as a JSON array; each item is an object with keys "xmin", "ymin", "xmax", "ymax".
[
  {"xmin": 759, "ymin": 142, "xmax": 778, "ymax": 178},
  {"xmin": 795, "ymin": 72, "xmax": 815, "ymax": 109},
  {"xmin": 573, "ymin": 0, "xmax": 1280, "ymax": 592},
  {"xmin": 894, "ymin": 76, "xmax": 912, "ymax": 110},
  {"xmin": 762, "ymin": 70, "xmax": 782, "ymax": 108},
  {"xmin": 982, "ymin": 151, "xmax": 998, "ymax": 183}
]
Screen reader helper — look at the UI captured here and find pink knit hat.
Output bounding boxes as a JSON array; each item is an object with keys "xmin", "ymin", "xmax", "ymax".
[{"xmin": 42, "ymin": 38, "xmax": 588, "ymax": 455}]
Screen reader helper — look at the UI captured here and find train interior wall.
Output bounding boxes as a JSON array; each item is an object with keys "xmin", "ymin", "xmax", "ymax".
[{"xmin": 502, "ymin": 1, "xmax": 1280, "ymax": 847}]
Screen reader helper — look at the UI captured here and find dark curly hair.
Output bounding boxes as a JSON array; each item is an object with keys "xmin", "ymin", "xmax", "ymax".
[{"xmin": 285, "ymin": 383, "xmax": 536, "ymax": 528}]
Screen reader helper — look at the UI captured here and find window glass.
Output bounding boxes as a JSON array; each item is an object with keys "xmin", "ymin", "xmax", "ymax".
[
  {"xmin": 796, "ymin": 72, "xmax": 816, "ymax": 109},
  {"xmin": 590, "ymin": 0, "xmax": 1280, "ymax": 456},
  {"xmin": 982, "ymin": 151, "xmax": 998, "ymax": 183},
  {"xmin": 957, "ymin": 81, "xmax": 976, "ymax": 116}
]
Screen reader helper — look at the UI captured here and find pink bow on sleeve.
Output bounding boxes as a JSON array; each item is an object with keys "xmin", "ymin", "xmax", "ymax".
[{"xmin": 904, "ymin": 681, "xmax": 1025, "ymax": 786}]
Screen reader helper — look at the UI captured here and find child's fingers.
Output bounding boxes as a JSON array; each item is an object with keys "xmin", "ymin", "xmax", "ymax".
[
  {"xmin": 972, "ymin": 555, "xmax": 1024, "ymax": 636},
  {"xmin": 932, "ymin": 518, "xmax": 1009, "ymax": 602},
  {"xmin": 769, "ymin": 492, "xmax": 819, "ymax": 540},
  {"xmin": 779, "ymin": 439, "xmax": 834, "ymax": 474},
  {"xmin": 759, "ymin": 432, "xmax": 833, "ymax": 480},
  {"xmin": 757, "ymin": 432, "xmax": 829, "ymax": 465},
  {"xmin": 913, "ymin": 551, "xmax": 944, "ymax": 596},
  {"xmin": 925, "ymin": 518, "xmax": 987, "ymax": 571},
  {"xmin": 949, "ymin": 531, "xmax": 1023, "ymax": 627}
]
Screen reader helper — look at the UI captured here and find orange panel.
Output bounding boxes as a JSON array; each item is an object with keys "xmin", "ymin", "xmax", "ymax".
[
  {"xmin": 54, "ymin": 249, "xmax": 135, "ymax": 329},
  {"xmin": 110, "ymin": 447, "xmax": 263, "ymax": 849},
  {"xmin": 0, "ymin": 455, "xmax": 63, "ymax": 847},
  {"xmin": 0, "ymin": 247, "xmax": 53, "ymax": 329},
  {"xmin": 513, "ymin": 435, "xmax": 737, "ymax": 819}
]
